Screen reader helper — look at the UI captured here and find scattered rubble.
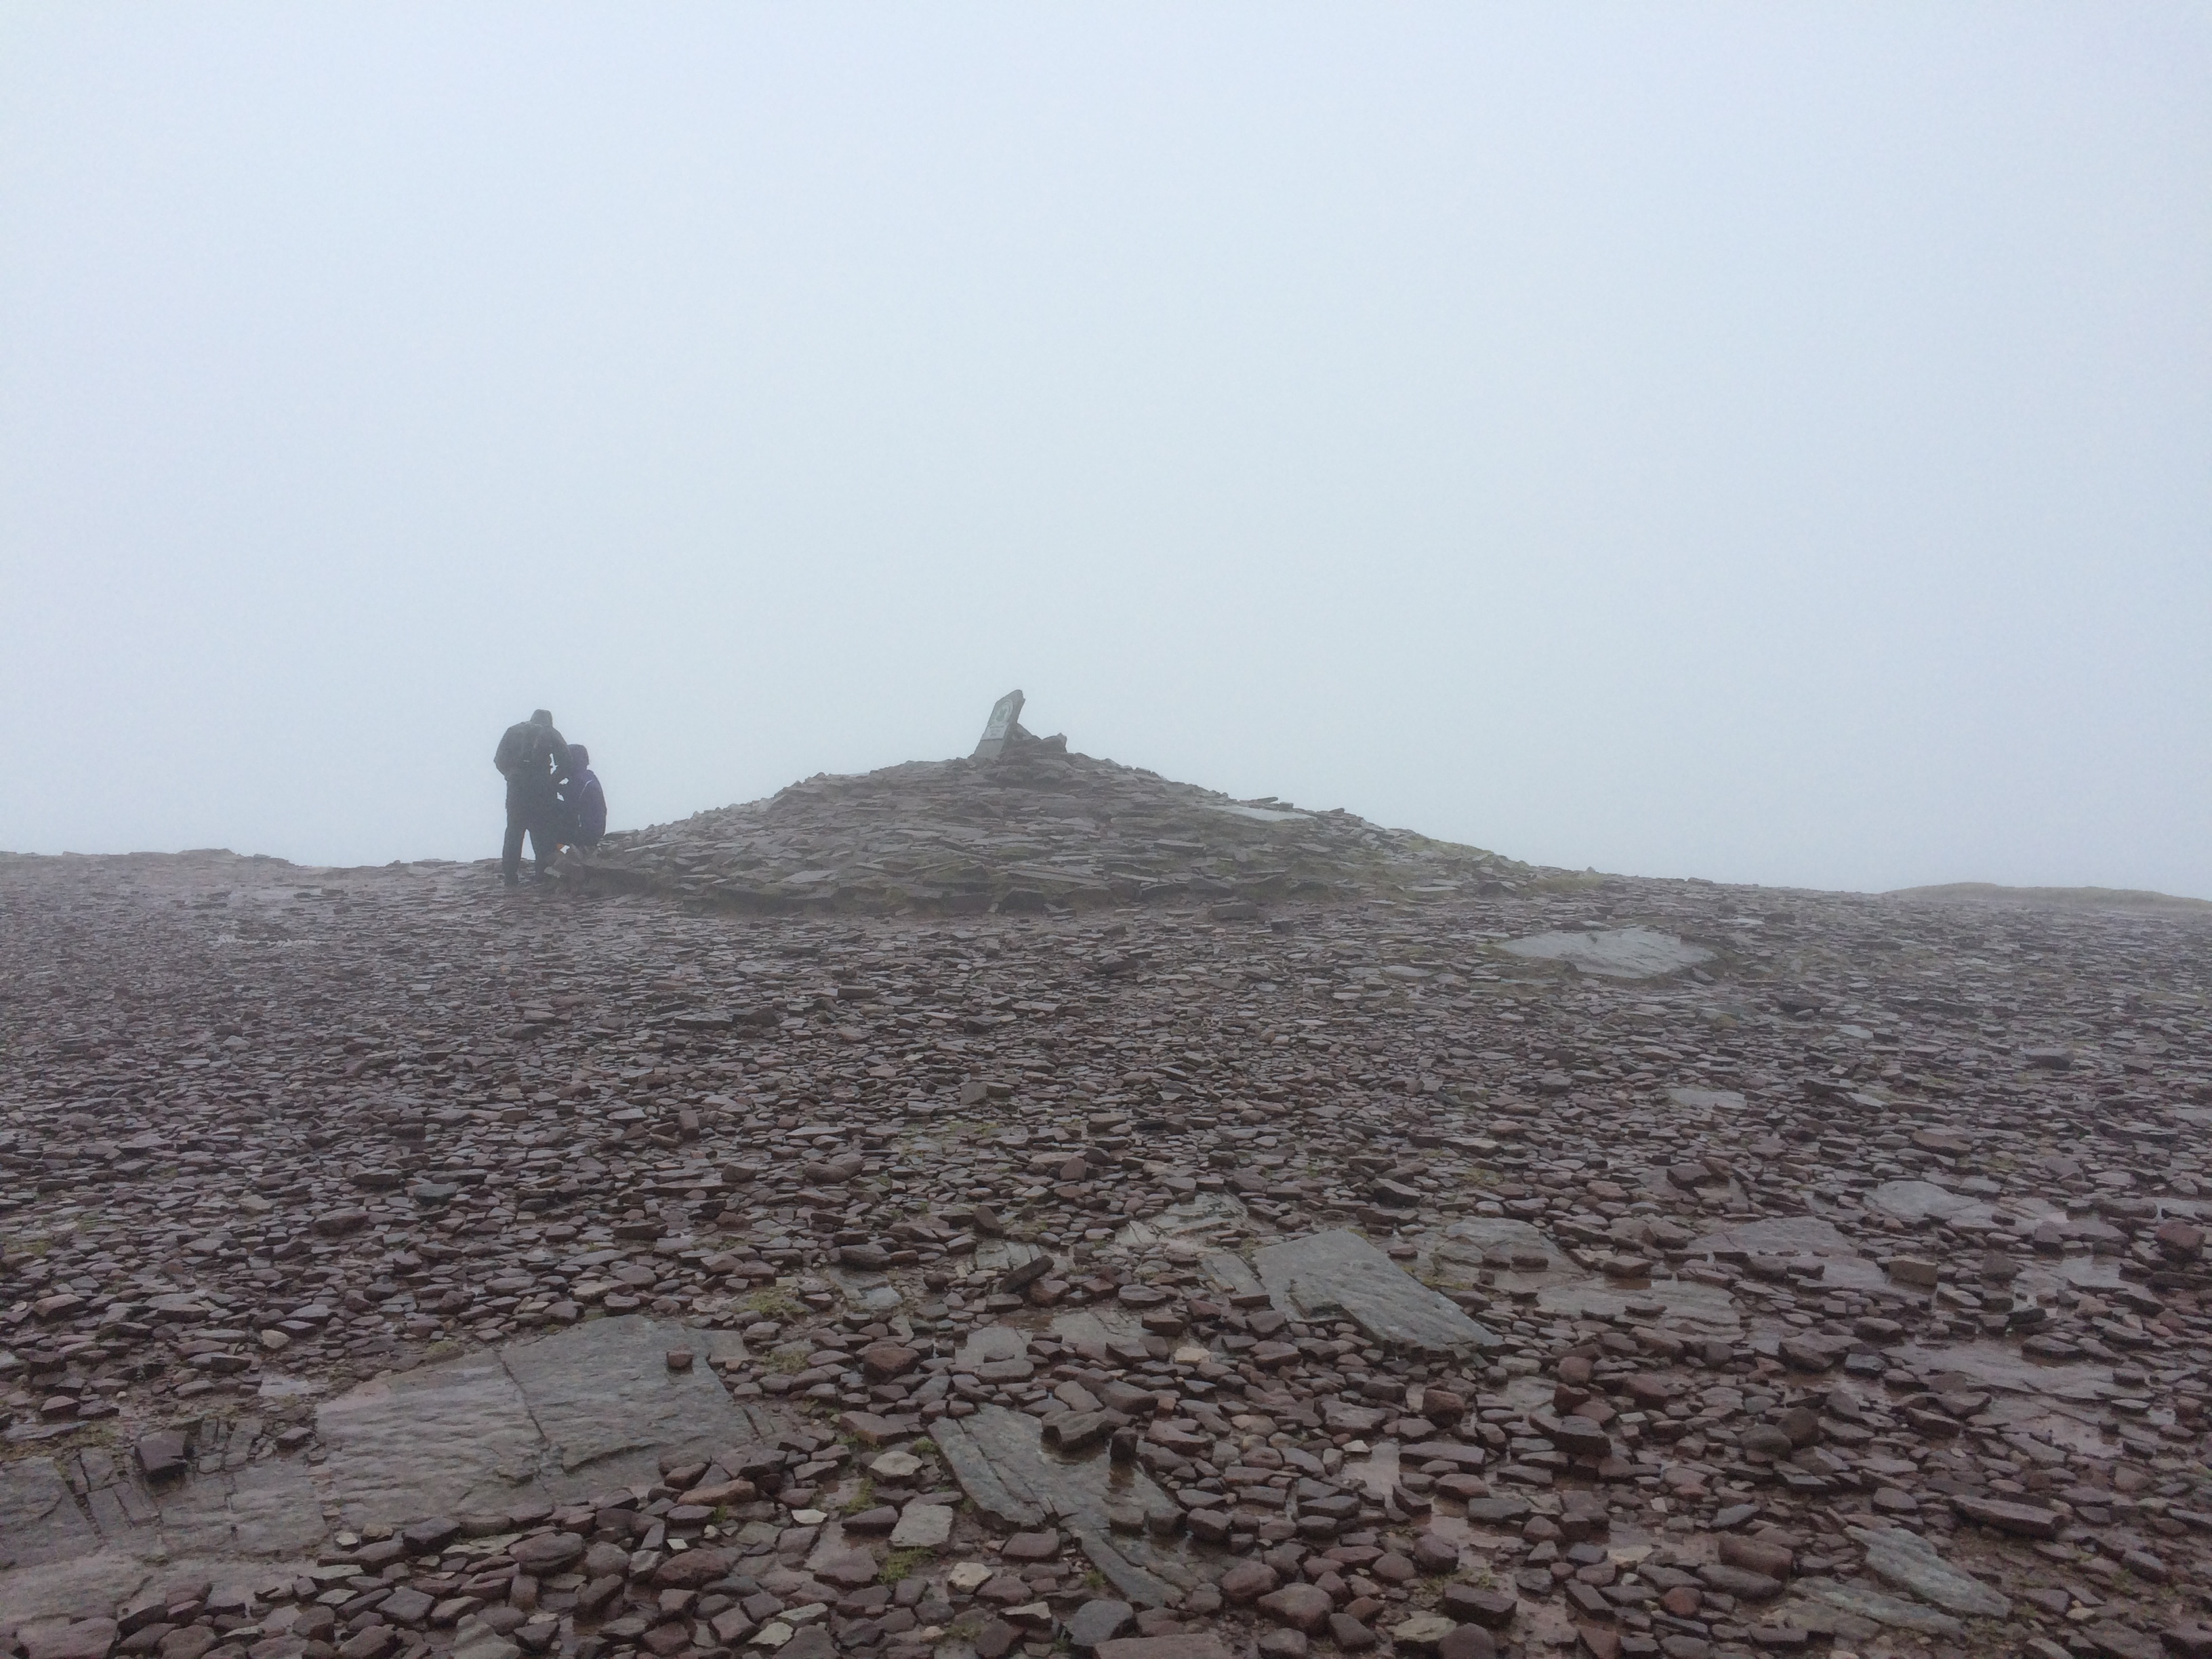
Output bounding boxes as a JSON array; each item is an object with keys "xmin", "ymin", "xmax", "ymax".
[{"xmin": 5, "ymin": 724, "xmax": 2212, "ymax": 1659}]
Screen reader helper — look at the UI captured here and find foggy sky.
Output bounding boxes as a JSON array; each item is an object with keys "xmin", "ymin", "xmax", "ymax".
[{"xmin": 4, "ymin": 5, "xmax": 2209, "ymax": 898}]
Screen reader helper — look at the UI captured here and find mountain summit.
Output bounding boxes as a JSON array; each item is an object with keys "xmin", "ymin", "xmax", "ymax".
[{"xmin": 588, "ymin": 693, "xmax": 1519, "ymax": 914}]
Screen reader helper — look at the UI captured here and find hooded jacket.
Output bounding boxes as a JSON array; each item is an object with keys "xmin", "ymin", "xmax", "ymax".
[{"xmin": 494, "ymin": 718, "xmax": 570, "ymax": 800}]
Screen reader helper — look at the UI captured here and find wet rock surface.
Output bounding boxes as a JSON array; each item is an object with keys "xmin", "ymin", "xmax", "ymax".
[
  {"xmin": 4, "ymin": 797, "xmax": 2212, "ymax": 1659},
  {"xmin": 1252, "ymin": 1233, "xmax": 1493, "ymax": 1355}
]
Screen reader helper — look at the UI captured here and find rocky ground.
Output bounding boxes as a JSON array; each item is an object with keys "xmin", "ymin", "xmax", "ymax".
[{"xmin": 5, "ymin": 747, "xmax": 2212, "ymax": 1659}]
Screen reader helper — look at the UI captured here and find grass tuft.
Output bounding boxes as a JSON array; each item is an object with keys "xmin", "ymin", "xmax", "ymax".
[
  {"xmin": 880, "ymin": 1547, "xmax": 936, "ymax": 1584},
  {"xmin": 743, "ymin": 1286, "xmax": 806, "ymax": 1322}
]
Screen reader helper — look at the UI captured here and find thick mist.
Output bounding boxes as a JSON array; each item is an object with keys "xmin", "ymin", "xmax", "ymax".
[{"xmin": 3, "ymin": 5, "xmax": 2207, "ymax": 897}]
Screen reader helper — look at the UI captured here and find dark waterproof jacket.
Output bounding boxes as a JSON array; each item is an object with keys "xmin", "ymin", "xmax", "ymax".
[
  {"xmin": 563, "ymin": 769, "xmax": 607, "ymax": 842},
  {"xmin": 495, "ymin": 720, "xmax": 570, "ymax": 801}
]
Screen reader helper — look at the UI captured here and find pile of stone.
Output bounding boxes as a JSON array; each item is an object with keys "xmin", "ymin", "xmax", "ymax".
[
  {"xmin": 583, "ymin": 693, "xmax": 1521, "ymax": 914},
  {"xmin": 6, "ymin": 737, "xmax": 2212, "ymax": 1659}
]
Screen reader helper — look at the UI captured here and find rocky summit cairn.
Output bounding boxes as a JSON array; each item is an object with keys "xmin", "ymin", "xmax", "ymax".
[
  {"xmin": 582, "ymin": 697, "xmax": 1521, "ymax": 915},
  {"xmin": 4, "ymin": 736, "xmax": 2212, "ymax": 1659}
]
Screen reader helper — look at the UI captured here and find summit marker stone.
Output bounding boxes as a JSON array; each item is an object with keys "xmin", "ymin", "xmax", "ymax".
[{"xmin": 974, "ymin": 689, "xmax": 1025, "ymax": 760}]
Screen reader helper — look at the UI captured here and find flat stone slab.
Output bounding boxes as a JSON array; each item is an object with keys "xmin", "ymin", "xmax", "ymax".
[
  {"xmin": 1, "ymin": 1445, "xmax": 325, "ymax": 1622},
  {"xmin": 1199, "ymin": 1249, "xmax": 1265, "ymax": 1300},
  {"xmin": 931, "ymin": 1406, "xmax": 1181, "ymax": 1606},
  {"xmin": 1430, "ymin": 1217, "xmax": 1560, "ymax": 1273},
  {"xmin": 156, "ymin": 1458, "xmax": 323, "ymax": 1560},
  {"xmin": 931, "ymin": 1412, "xmax": 1042, "ymax": 1528},
  {"xmin": 497, "ymin": 1312, "xmax": 752, "ymax": 1476},
  {"xmin": 1052, "ymin": 1308, "xmax": 1147, "ymax": 1349},
  {"xmin": 888, "ymin": 1503, "xmax": 954, "ymax": 1548},
  {"xmin": 2018, "ymin": 1252, "xmax": 2125, "ymax": 1298},
  {"xmin": 314, "ymin": 1348, "xmax": 544, "ymax": 1523},
  {"xmin": 0, "ymin": 1551, "xmax": 180, "ymax": 1628},
  {"xmin": 316, "ymin": 1314, "xmax": 764, "ymax": 1525},
  {"xmin": 1499, "ymin": 927, "xmax": 1713, "ymax": 979},
  {"xmin": 1115, "ymin": 1192, "xmax": 1248, "ymax": 1250},
  {"xmin": 1204, "ymin": 803, "xmax": 1307, "ymax": 824},
  {"xmin": 1849, "ymin": 1525, "xmax": 2011, "ymax": 1618},
  {"xmin": 973, "ymin": 1239, "xmax": 1049, "ymax": 1278},
  {"xmin": 1868, "ymin": 1180, "xmax": 1996, "ymax": 1228},
  {"xmin": 1255, "ymin": 1229, "xmax": 1496, "ymax": 1353},
  {"xmin": 1888, "ymin": 1340, "xmax": 2113, "ymax": 1402},
  {"xmin": 1097, "ymin": 1639, "xmax": 1230, "ymax": 1659},
  {"xmin": 1688, "ymin": 1214, "xmax": 1888, "ymax": 1292},
  {"xmin": 1665, "ymin": 1086, "xmax": 1749, "ymax": 1116},
  {"xmin": 1536, "ymin": 1275, "xmax": 1740, "ymax": 1333},
  {"xmin": 1784, "ymin": 1578, "xmax": 1965, "ymax": 1638},
  {"xmin": 1067, "ymin": 1599, "xmax": 1136, "ymax": 1651},
  {"xmin": 0, "ymin": 1458, "xmax": 102, "ymax": 1570},
  {"xmin": 1690, "ymin": 1214, "xmax": 1858, "ymax": 1258},
  {"xmin": 451, "ymin": 1614, "xmax": 523, "ymax": 1659},
  {"xmin": 822, "ymin": 1263, "xmax": 902, "ymax": 1311},
  {"xmin": 1097, "ymin": 1639, "xmax": 1229, "ymax": 1659},
  {"xmin": 1425, "ymin": 1218, "xmax": 1737, "ymax": 1331},
  {"xmin": 956, "ymin": 1324, "xmax": 1031, "ymax": 1367}
]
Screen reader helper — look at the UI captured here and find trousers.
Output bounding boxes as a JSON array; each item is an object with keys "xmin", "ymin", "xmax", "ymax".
[{"xmin": 502, "ymin": 789, "xmax": 559, "ymax": 883}]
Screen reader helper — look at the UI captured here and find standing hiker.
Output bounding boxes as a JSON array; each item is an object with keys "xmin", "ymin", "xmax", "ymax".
[{"xmin": 493, "ymin": 709, "xmax": 570, "ymax": 886}]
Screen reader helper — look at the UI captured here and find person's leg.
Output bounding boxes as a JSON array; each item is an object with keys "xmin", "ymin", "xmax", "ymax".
[
  {"xmin": 527, "ymin": 797, "xmax": 558, "ymax": 876},
  {"xmin": 502, "ymin": 800, "xmax": 527, "ymax": 885}
]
